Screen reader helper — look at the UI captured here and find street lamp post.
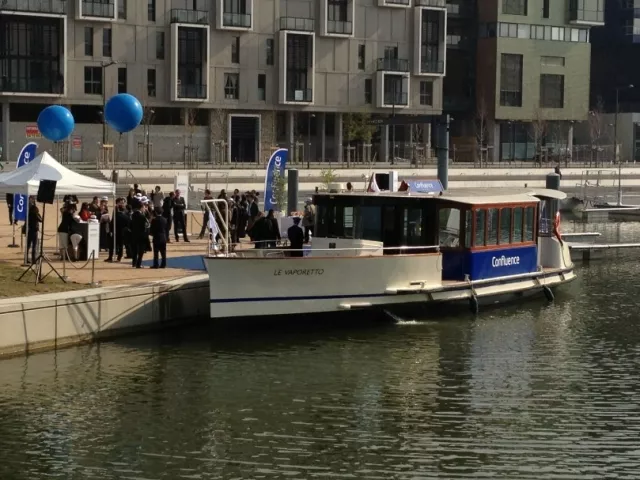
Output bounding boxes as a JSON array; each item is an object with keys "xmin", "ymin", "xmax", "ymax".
[
  {"xmin": 101, "ymin": 60, "xmax": 118, "ymax": 147},
  {"xmin": 614, "ymin": 84, "xmax": 634, "ymax": 205},
  {"xmin": 391, "ymin": 81, "xmax": 397, "ymax": 166},
  {"xmin": 307, "ymin": 113, "xmax": 315, "ymax": 169}
]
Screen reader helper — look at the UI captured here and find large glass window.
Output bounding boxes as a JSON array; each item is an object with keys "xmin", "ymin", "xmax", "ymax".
[
  {"xmin": 524, "ymin": 206, "xmax": 535, "ymax": 241},
  {"xmin": 474, "ymin": 210, "xmax": 486, "ymax": 246},
  {"xmin": 540, "ymin": 74, "xmax": 564, "ymax": 108},
  {"xmin": 503, "ymin": 0, "xmax": 527, "ymax": 15},
  {"xmin": 403, "ymin": 208, "xmax": 423, "ymax": 246},
  {"xmin": 465, "ymin": 210, "xmax": 472, "ymax": 248},
  {"xmin": 500, "ymin": 54, "xmax": 523, "ymax": 107},
  {"xmin": 500, "ymin": 208, "xmax": 512, "ymax": 244},
  {"xmin": 438, "ymin": 208, "xmax": 461, "ymax": 247},
  {"xmin": 344, "ymin": 206, "xmax": 355, "ymax": 238},
  {"xmin": 357, "ymin": 206, "xmax": 382, "ymax": 242},
  {"xmin": 513, "ymin": 207, "xmax": 523, "ymax": 242},
  {"xmin": 486, "ymin": 208, "xmax": 499, "ymax": 245}
]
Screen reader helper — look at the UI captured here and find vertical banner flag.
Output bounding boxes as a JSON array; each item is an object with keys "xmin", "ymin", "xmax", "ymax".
[
  {"xmin": 264, "ymin": 148, "xmax": 288, "ymax": 212},
  {"xmin": 13, "ymin": 142, "xmax": 38, "ymax": 222}
]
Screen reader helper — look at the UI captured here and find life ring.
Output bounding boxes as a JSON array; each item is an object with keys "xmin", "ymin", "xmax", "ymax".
[{"xmin": 553, "ymin": 212, "xmax": 563, "ymax": 245}]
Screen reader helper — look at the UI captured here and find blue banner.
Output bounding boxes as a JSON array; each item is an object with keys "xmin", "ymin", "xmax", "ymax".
[
  {"xmin": 13, "ymin": 142, "xmax": 38, "ymax": 222},
  {"xmin": 263, "ymin": 148, "xmax": 288, "ymax": 212},
  {"xmin": 442, "ymin": 245, "xmax": 538, "ymax": 281},
  {"xmin": 405, "ymin": 179, "xmax": 443, "ymax": 194}
]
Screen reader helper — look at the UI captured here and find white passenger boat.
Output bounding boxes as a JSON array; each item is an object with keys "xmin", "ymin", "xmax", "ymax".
[{"xmin": 204, "ymin": 188, "xmax": 575, "ymax": 320}]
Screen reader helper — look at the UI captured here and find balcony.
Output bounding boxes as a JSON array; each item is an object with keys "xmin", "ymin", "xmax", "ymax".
[
  {"xmin": 217, "ymin": 0, "xmax": 253, "ymax": 31},
  {"xmin": 376, "ymin": 58, "xmax": 410, "ymax": 72},
  {"xmin": 568, "ymin": 0, "xmax": 604, "ymax": 25},
  {"xmin": 77, "ymin": 0, "xmax": 117, "ymax": 21},
  {"xmin": 178, "ymin": 84, "xmax": 207, "ymax": 99},
  {"xmin": 0, "ymin": 0, "xmax": 67, "ymax": 15},
  {"xmin": 223, "ymin": 12, "xmax": 251, "ymax": 28},
  {"xmin": 421, "ymin": 60, "xmax": 445, "ymax": 74},
  {"xmin": 320, "ymin": 0, "xmax": 355, "ymax": 37},
  {"xmin": 415, "ymin": 0, "xmax": 445, "ymax": 6},
  {"xmin": 378, "ymin": 0, "xmax": 410, "ymax": 7},
  {"xmin": 170, "ymin": 9, "xmax": 209, "ymax": 24},
  {"xmin": 376, "ymin": 72, "xmax": 410, "ymax": 108},
  {"xmin": 280, "ymin": 17, "xmax": 315, "ymax": 32},
  {"xmin": 327, "ymin": 20, "xmax": 353, "ymax": 35},
  {"xmin": 384, "ymin": 92, "xmax": 408, "ymax": 106},
  {"xmin": 286, "ymin": 89, "xmax": 313, "ymax": 103}
]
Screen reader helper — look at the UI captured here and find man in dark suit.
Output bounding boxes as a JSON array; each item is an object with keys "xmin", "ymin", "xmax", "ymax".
[
  {"xmin": 162, "ymin": 191, "xmax": 174, "ymax": 243},
  {"xmin": 150, "ymin": 207, "xmax": 168, "ymax": 268},
  {"xmin": 6, "ymin": 193, "xmax": 13, "ymax": 225},
  {"xmin": 172, "ymin": 189, "xmax": 190, "ymax": 242},
  {"xmin": 130, "ymin": 200, "xmax": 149, "ymax": 268},
  {"xmin": 287, "ymin": 217, "xmax": 304, "ymax": 257}
]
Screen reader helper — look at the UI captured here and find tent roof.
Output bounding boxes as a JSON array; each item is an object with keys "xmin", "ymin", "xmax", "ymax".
[{"xmin": 0, "ymin": 151, "xmax": 116, "ymax": 196}]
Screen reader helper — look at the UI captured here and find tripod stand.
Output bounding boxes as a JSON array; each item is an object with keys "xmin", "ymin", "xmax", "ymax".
[{"xmin": 18, "ymin": 202, "xmax": 67, "ymax": 285}]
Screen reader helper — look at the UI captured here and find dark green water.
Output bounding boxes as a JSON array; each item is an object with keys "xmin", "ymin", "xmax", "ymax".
[{"xmin": 1, "ymin": 222, "xmax": 640, "ymax": 479}]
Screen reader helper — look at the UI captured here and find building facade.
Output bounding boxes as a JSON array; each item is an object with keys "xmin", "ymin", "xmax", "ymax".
[
  {"xmin": 0, "ymin": 0, "xmax": 449, "ymax": 166},
  {"xmin": 474, "ymin": 0, "xmax": 600, "ymax": 162}
]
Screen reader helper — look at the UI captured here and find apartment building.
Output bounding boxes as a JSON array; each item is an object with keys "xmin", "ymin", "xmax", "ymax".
[
  {"xmin": 474, "ymin": 0, "xmax": 599, "ymax": 162},
  {"xmin": 0, "ymin": 0, "xmax": 448, "ymax": 166}
]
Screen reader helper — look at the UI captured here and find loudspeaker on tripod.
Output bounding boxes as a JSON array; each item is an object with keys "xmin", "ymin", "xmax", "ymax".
[{"xmin": 37, "ymin": 180, "xmax": 57, "ymax": 204}]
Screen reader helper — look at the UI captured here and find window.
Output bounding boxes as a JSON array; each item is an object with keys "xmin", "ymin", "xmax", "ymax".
[
  {"xmin": 156, "ymin": 31, "xmax": 164, "ymax": 59},
  {"xmin": 364, "ymin": 78, "xmax": 372, "ymax": 104},
  {"xmin": 117, "ymin": 67, "xmax": 127, "ymax": 93},
  {"xmin": 486, "ymin": 208, "xmax": 499, "ymax": 245},
  {"xmin": 500, "ymin": 208, "xmax": 511, "ymax": 244},
  {"xmin": 403, "ymin": 208, "xmax": 423, "ymax": 246},
  {"xmin": 503, "ymin": 0, "xmax": 527, "ymax": 15},
  {"xmin": 524, "ymin": 206, "xmax": 535, "ymax": 241},
  {"xmin": 540, "ymin": 74, "xmax": 564, "ymax": 108},
  {"xmin": 464, "ymin": 210, "xmax": 472, "ymax": 248},
  {"xmin": 224, "ymin": 73, "xmax": 239, "ymax": 99},
  {"xmin": 541, "ymin": 56, "xmax": 565, "ymax": 67},
  {"xmin": 513, "ymin": 207, "xmax": 523, "ymax": 242},
  {"xmin": 500, "ymin": 53, "xmax": 523, "ymax": 107},
  {"xmin": 357, "ymin": 206, "xmax": 382, "ymax": 242},
  {"xmin": 266, "ymin": 39, "xmax": 274, "ymax": 65},
  {"xmin": 438, "ymin": 208, "xmax": 461, "ymax": 247},
  {"xmin": 84, "ymin": 27, "xmax": 94, "ymax": 56},
  {"xmin": 102, "ymin": 28, "xmax": 112, "ymax": 57},
  {"xmin": 474, "ymin": 210, "xmax": 486, "ymax": 246},
  {"xmin": 232, "ymin": 36, "xmax": 240, "ymax": 64},
  {"xmin": 420, "ymin": 81, "xmax": 433, "ymax": 106},
  {"xmin": 147, "ymin": 68, "xmax": 156, "ymax": 97},
  {"xmin": 258, "ymin": 74, "xmax": 266, "ymax": 101},
  {"xmin": 118, "ymin": 0, "xmax": 127, "ymax": 19},
  {"xmin": 148, "ymin": 0, "xmax": 156, "ymax": 21},
  {"xmin": 84, "ymin": 66, "xmax": 102, "ymax": 95},
  {"xmin": 543, "ymin": 0, "xmax": 549, "ymax": 18},
  {"xmin": 358, "ymin": 44, "xmax": 365, "ymax": 70}
]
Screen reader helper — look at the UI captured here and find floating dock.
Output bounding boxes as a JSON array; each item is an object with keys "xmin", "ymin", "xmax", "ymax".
[{"xmin": 569, "ymin": 242, "xmax": 640, "ymax": 261}]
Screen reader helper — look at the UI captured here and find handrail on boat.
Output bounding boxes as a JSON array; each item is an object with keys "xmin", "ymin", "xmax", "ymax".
[{"xmin": 263, "ymin": 244, "xmax": 441, "ymax": 258}]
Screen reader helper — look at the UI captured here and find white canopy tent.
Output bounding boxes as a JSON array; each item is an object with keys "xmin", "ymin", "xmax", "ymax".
[{"xmin": 0, "ymin": 151, "xmax": 115, "ymax": 195}]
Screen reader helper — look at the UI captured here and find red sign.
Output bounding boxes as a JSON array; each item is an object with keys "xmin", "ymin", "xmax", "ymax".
[
  {"xmin": 71, "ymin": 136, "xmax": 82, "ymax": 150},
  {"xmin": 25, "ymin": 125, "xmax": 41, "ymax": 138}
]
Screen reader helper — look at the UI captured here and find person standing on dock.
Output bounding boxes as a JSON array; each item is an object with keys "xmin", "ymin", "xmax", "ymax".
[
  {"xmin": 162, "ymin": 191, "xmax": 174, "ymax": 243},
  {"xmin": 302, "ymin": 199, "xmax": 315, "ymax": 243},
  {"xmin": 130, "ymin": 200, "xmax": 149, "ymax": 268},
  {"xmin": 6, "ymin": 193, "xmax": 14, "ymax": 225},
  {"xmin": 288, "ymin": 217, "xmax": 304, "ymax": 257},
  {"xmin": 172, "ymin": 189, "xmax": 189, "ymax": 243},
  {"xmin": 150, "ymin": 207, "xmax": 168, "ymax": 269},
  {"xmin": 26, "ymin": 196, "xmax": 42, "ymax": 265},
  {"xmin": 106, "ymin": 198, "xmax": 129, "ymax": 263},
  {"xmin": 199, "ymin": 189, "xmax": 213, "ymax": 240},
  {"xmin": 554, "ymin": 164, "xmax": 562, "ymax": 179}
]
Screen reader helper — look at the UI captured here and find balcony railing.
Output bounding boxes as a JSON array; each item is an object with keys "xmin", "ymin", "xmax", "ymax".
[
  {"xmin": 568, "ymin": 0, "xmax": 604, "ymax": 24},
  {"xmin": 376, "ymin": 58, "xmax": 410, "ymax": 72},
  {"xmin": 383, "ymin": 0, "xmax": 410, "ymax": 5},
  {"xmin": 223, "ymin": 12, "xmax": 252, "ymax": 28},
  {"xmin": 0, "ymin": 77, "xmax": 64, "ymax": 95},
  {"xmin": 0, "ymin": 0, "xmax": 67, "ymax": 14},
  {"xmin": 286, "ymin": 88, "xmax": 313, "ymax": 102},
  {"xmin": 421, "ymin": 60, "xmax": 445, "ymax": 74},
  {"xmin": 280, "ymin": 17, "xmax": 315, "ymax": 31},
  {"xmin": 383, "ymin": 92, "xmax": 408, "ymax": 106},
  {"xmin": 178, "ymin": 84, "xmax": 207, "ymax": 99},
  {"xmin": 327, "ymin": 20, "xmax": 353, "ymax": 35},
  {"xmin": 170, "ymin": 9, "xmax": 209, "ymax": 24},
  {"xmin": 446, "ymin": 2, "xmax": 474, "ymax": 16},
  {"xmin": 82, "ymin": 1, "xmax": 115, "ymax": 18},
  {"xmin": 415, "ymin": 0, "xmax": 446, "ymax": 7}
]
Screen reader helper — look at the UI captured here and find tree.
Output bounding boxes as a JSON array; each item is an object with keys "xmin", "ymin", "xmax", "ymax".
[
  {"xmin": 210, "ymin": 108, "xmax": 228, "ymax": 164},
  {"xmin": 343, "ymin": 112, "xmax": 377, "ymax": 165},
  {"xmin": 320, "ymin": 167, "xmax": 337, "ymax": 191},
  {"xmin": 475, "ymin": 95, "xmax": 490, "ymax": 167},
  {"xmin": 272, "ymin": 169, "xmax": 287, "ymax": 213},
  {"xmin": 588, "ymin": 97, "xmax": 606, "ymax": 166},
  {"xmin": 530, "ymin": 109, "xmax": 547, "ymax": 165},
  {"xmin": 183, "ymin": 107, "xmax": 198, "ymax": 167}
]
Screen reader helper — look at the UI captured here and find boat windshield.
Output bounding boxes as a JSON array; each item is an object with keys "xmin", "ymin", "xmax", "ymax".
[{"xmin": 438, "ymin": 207, "xmax": 461, "ymax": 247}]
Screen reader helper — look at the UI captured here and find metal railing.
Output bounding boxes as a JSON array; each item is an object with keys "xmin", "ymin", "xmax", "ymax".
[
  {"xmin": 327, "ymin": 20, "xmax": 353, "ymax": 34},
  {"xmin": 384, "ymin": 0, "xmax": 410, "ymax": 5},
  {"xmin": 201, "ymin": 199, "xmax": 230, "ymax": 256},
  {"xmin": 223, "ymin": 12, "xmax": 251, "ymax": 28},
  {"xmin": 421, "ymin": 60, "xmax": 445, "ymax": 74},
  {"xmin": 279, "ymin": 16, "xmax": 315, "ymax": 31},
  {"xmin": 82, "ymin": 1, "xmax": 115, "ymax": 18},
  {"xmin": 415, "ymin": 0, "xmax": 446, "ymax": 7},
  {"xmin": 376, "ymin": 58, "xmax": 410, "ymax": 72},
  {"xmin": 568, "ymin": 1, "xmax": 604, "ymax": 24},
  {"xmin": 206, "ymin": 242, "xmax": 441, "ymax": 258},
  {"xmin": 0, "ymin": 77, "xmax": 64, "ymax": 94},
  {"xmin": 170, "ymin": 8, "xmax": 210, "ymax": 24},
  {"xmin": 383, "ymin": 92, "xmax": 408, "ymax": 106},
  {"xmin": 0, "ymin": 0, "xmax": 67, "ymax": 14},
  {"xmin": 286, "ymin": 88, "xmax": 313, "ymax": 102},
  {"xmin": 178, "ymin": 84, "xmax": 207, "ymax": 99}
]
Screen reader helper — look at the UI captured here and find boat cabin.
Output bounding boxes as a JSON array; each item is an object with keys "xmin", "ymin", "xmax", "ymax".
[{"xmin": 312, "ymin": 189, "xmax": 557, "ymax": 281}]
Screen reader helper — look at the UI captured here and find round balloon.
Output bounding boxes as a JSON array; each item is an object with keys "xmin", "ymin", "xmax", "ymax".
[
  {"xmin": 37, "ymin": 105, "xmax": 75, "ymax": 142},
  {"xmin": 104, "ymin": 93, "xmax": 143, "ymax": 133}
]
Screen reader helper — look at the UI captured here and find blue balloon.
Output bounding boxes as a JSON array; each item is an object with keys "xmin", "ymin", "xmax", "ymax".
[
  {"xmin": 104, "ymin": 93, "xmax": 143, "ymax": 134},
  {"xmin": 37, "ymin": 105, "xmax": 75, "ymax": 142}
]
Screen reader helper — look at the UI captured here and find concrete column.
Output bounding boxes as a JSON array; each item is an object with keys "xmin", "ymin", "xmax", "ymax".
[
  {"xmin": 423, "ymin": 123, "xmax": 431, "ymax": 158},
  {"xmin": 381, "ymin": 125, "xmax": 390, "ymax": 163},
  {"xmin": 567, "ymin": 123, "xmax": 574, "ymax": 164},
  {"xmin": 1, "ymin": 102, "xmax": 10, "ymax": 166},
  {"xmin": 287, "ymin": 110, "xmax": 295, "ymax": 162},
  {"xmin": 334, "ymin": 112, "xmax": 343, "ymax": 164},
  {"xmin": 436, "ymin": 115, "xmax": 450, "ymax": 190},
  {"xmin": 320, "ymin": 112, "xmax": 326, "ymax": 163}
]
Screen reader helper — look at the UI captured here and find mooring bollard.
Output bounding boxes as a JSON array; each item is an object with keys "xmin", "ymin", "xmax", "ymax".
[{"xmin": 90, "ymin": 251, "xmax": 96, "ymax": 286}]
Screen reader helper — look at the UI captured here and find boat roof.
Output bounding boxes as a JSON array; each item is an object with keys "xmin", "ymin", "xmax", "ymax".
[{"xmin": 315, "ymin": 188, "xmax": 566, "ymax": 205}]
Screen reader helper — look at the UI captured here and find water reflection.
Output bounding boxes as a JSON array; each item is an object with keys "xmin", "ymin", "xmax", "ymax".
[{"xmin": 1, "ymin": 223, "xmax": 640, "ymax": 479}]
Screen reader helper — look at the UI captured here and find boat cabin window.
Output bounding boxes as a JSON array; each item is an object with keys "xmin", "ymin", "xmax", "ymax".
[
  {"xmin": 438, "ymin": 207, "xmax": 461, "ymax": 247},
  {"xmin": 403, "ymin": 208, "xmax": 423, "ymax": 246},
  {"xmin": 472, "ymin": 203, "xmax": 537, "ymax": 247},
  {"xmin": 464, "ymin": 210, "xmax": 472, "ymax": 248}
]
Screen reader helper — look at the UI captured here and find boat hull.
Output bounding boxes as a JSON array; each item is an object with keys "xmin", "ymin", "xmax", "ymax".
[{"xmin": 205, "ymin": 254, "xmax": 576, "ymax": 319}]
